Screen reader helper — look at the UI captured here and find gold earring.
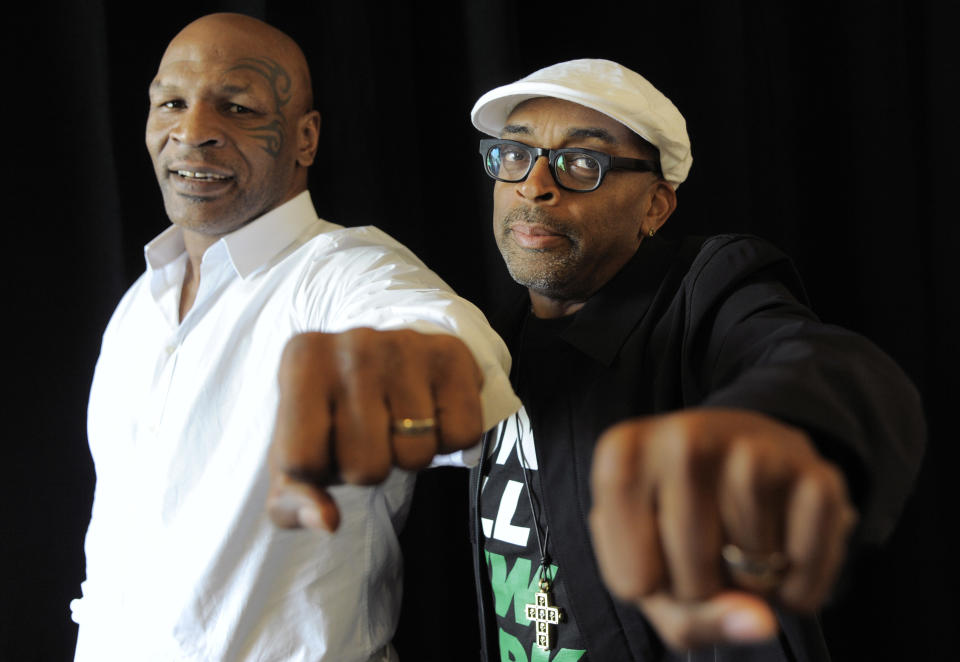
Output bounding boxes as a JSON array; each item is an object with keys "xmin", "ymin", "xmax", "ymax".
[{"xmin": 648, "ymin": 228, "xmax": 656, "ymax": 237}]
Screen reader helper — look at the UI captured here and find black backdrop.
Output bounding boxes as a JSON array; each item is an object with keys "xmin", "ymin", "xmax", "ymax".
[{"xmin": 3, "ymin": 1, "xmax": 956, "ymax": 660}]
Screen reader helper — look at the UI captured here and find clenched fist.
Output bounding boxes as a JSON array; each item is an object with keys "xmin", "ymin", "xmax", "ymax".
[
  {"xmin": 268, "ymin": 328, "xmax": 484, "ymax": 531},
  {"xmin": 589, "ymin": 408, "xmax": 857, "ymax": 650}
]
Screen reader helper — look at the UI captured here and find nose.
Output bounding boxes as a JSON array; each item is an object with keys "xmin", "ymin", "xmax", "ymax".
[
  {"xmin": 170, "ymin": 103, "xmax": 225, "ymax": 148},
  {"xmin": 516, "ymin": 156, "xmax": 559, "ymax": 204}
]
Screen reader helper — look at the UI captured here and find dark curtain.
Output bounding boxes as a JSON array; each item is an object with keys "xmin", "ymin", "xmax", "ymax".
[{"xmin": 3, "ymin": 1, "xmax": 955, "ymax": 660}]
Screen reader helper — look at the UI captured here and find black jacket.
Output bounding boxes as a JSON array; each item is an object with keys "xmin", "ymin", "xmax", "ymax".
[{"xmin": 470, "ymin": 234, "xmax": 925, "ymax": 661}]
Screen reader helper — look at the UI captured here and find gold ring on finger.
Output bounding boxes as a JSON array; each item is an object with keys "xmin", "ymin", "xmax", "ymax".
[{"xmin": 392, "ymin": 417, "xmax": 437, "ymax": 435}]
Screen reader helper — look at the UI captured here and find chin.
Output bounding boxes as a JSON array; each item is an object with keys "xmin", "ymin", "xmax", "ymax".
[{"xmin": 166, "ymin": 207, "xmax": 243, "ymax": 236}]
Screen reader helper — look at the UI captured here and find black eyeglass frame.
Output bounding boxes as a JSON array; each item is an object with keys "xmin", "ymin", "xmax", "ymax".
[{"xmin": 478, "ymin": 138, "xmax": 662, "ymax": 192}]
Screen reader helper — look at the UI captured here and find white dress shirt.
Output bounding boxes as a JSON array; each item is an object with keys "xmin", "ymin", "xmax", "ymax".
[{"xmin": 71, "ymin": 191, "xmax": 519, "ymax": 662}]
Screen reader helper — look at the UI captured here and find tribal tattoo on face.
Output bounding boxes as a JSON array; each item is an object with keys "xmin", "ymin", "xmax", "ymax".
[{"xmin": 227, "ymin": 57, "xmax": 293, "ymax": 157}]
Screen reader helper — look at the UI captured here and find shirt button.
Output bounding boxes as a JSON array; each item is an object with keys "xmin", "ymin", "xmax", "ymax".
[{"xmin": 165, "ymin": 345, "xmax": 177, "ymax": 355}]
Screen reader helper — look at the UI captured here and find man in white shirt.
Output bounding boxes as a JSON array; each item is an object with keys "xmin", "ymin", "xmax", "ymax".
[{"xmin": 72, "ymin": 13, "xmax": 518, "ymax": 661}]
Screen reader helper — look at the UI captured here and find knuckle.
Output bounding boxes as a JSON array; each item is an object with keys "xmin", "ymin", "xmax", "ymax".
[
  {"xmin": 725, "ymin": 440, "xmax": 758, "ymax": 481},
  {"xmin": 651, "ymin": 414, "xmax": 711, "ymax": 467},
  {"xmin": 278, "ymin": 334, "xmax": 338, "ymax": 397},
  {"xmin": 664, "ymin": 432, "xmax": 713, "ymax": 479},
  {"xmin": 784, "ymin": 424, "xmax": 815, "ymax": 453},
  {"xmin": 795, "ymin": 476, "xmax": 829, "ymax": 518},
  {"xmin": 426, "ymin": 330, "xmax": 456, "ymax": 352},
  {"xmin": 334, "ymin": 328, "xmax": 376, "ymax": 369},
  {"xmin": 593, "ymin": 425, "xmax": 641, "ymax": 487},
  {"xmin": 279, "ymin": 333, "xmax": 326, "ymax": 375},
  {"xmin": 799, "ymin": 463, "xmax": 849, "ymax": 512},
  {"xmin": 383, "ymin": 328, "xmax": 414, "ymax": 356},
  {"xmin": 732, "ymin": 441, "xmax": 790, "ymax": 497},
  {"xmin": 429, "ymin": 333, "xmax": 471, "ymax": 372},
  {"xmin": 383, "ymin": 327, "xmax": 426, "ymax": 357},
  {"xmin": 337, "ymin": 331, "xmax": 409, "ymax": 392},
  {"xmin": 820, "ymin": 463, "xmax": 850, "ymax": 501}
]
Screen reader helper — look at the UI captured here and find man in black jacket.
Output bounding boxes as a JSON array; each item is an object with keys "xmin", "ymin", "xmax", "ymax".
[
  {"xmin": 464, "ymin": 59, "xmax": 924, "ymax": 661},
  {"xmin": 269, "ymin": 60, "xmax": 924, "ymax": 661}
]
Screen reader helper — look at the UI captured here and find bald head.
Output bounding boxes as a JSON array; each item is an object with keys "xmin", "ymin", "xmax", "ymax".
[
  {"xmin": 146, "ymin": 13, "xmax": 321, "ymax": 243},
  {"xmin": 161, "ymin": 13, "xmax": 314, "ymax": 115}
]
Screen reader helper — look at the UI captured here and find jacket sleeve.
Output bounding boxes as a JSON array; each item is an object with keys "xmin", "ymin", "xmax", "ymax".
[{"xmin": 681, "ymin": 235, "xmax": 925, "ymax": 546}]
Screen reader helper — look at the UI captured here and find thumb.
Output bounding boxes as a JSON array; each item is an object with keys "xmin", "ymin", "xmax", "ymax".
[
  {"xmin": 640, "ymin": 590, "xmax": 778, "ymax": 651},
  {"xmin": 267, "ymin": 474, "xmax": 341, "ymax": 532}
]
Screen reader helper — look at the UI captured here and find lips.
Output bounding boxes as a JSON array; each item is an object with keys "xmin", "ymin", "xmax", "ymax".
[
  {"xmin": 507, "ymin": 221, "xmax": 569, "ymax": 250},
  {"xmin": 173, "ymin": 169, "xmax": 230, "ymax": 181},
  {"xmin": 166, "ymin": 163, "xmax": 235, "ymax": 197}
]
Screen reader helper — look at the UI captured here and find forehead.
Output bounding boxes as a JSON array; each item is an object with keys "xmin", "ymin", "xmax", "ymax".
[
  {"xmin": 151, "ymin": 29, "xmax": 282, "ymax": 92},
  {"xmin": 151, "ymin": 57, "xmax": 273, "ymax": 94},
  {"xmin": 503, "ymin": 97, "xmax": 638, "ymax": 146}
]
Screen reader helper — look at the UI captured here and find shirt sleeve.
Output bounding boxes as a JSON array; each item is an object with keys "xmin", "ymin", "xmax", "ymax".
[{"xmin": 291, "ymin": 225, "xmax": 521, "ymax": 437}]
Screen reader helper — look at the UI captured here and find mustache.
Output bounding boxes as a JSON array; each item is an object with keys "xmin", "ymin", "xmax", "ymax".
[
  {"xmin": 163, "ymin": 148, "xmax": 232, "ymax": 169},
  {"xmin": 502, "ymin": 206, "xmax": 572, "ymax": 235}
]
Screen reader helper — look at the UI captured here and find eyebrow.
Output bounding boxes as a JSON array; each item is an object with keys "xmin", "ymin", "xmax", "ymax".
[
  {"xmin": 502, "ymin": 124, "xmax": 532, "ymax": 136},
  {"xmin": 501, "ymin": 124, "xmax": 618, "ymax": 144},
  {"xmin": 148, "ymin": 79, "xmax": 253, "ymax": 96},
  {"xmin": 149, "ymin": 79, "xmax": 173, "ymax": 94},
  {"xmin": 221, "ymin": 83, "xmax": 253, "ymax": 95},
  {"xmin": 566, "ymin": 127, "xmax": 616, "ymax": 144}
]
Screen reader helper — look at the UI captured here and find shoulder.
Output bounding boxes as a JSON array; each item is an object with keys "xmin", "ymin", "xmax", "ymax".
[
  {"xmin": 301, "ymin": 224, "xmax": 437, "ymax": 278},
  {"xmin": 677, "ymin": 234, "xmax": 806, "ymax": 303},
  {"xmin": 687, "ymin": 234, "xmax": 791, "ymax": 274},
  {"xmin": 287, "ymin": 224, "xmax": 475, "ymax": 331},
  {"xmin": 278, "ymin": 223, "xmax": 451, "ymax": 304},
  {"xmin": 101, "ymin": 271, "xmax": 152, "ymax": 337}
]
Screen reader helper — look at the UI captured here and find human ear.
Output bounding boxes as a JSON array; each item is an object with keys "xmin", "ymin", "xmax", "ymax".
[
  {"xmin": 296, "ymin": 110, "xmax": 321, "ymax": 167},
  {"xmin": 641, "ymin": 180, "xmax": 678, "ymax": 236}
]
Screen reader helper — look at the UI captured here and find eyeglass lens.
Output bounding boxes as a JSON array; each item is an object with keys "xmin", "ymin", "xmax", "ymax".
[{"xmin": 484, "ymin": 142, "xmax": 602, "ymax": 191}]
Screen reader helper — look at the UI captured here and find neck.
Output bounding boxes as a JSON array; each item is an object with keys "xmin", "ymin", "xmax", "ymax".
[
  {"xmin": 178, "ymin": 222, "xmax": 233, "ymax": 322},
  {"xmin": 179, "ymin": 258, "xmax": 200, "ymax": 322},
  {"xmin": 182, "ymin": 228, "xmax": 221, "ymax": 272},
  {"xmin": 528, "ymin": 291, "xmax": 586, "ymax": 319}
]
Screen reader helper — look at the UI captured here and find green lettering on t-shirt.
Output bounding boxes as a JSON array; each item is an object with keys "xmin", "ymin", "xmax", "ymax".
[
  {"xmin": 497, "ymin": 627, "xmax": 587, "ymax": 662},
  {"xmin": 499, "ymin": 628, "xmax": 528, "ymax": 662},
  {"xmin": 530, "ymin": 643, "xmax": 586, "ymax": 662},
  {"xmin": 485, "ymin": 550, "xmax": 559, "ymax": 623}
]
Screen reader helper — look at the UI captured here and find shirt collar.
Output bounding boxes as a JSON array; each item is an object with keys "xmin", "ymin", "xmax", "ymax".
[
  {"xmin": 560, "ymin": 235, "xmax": 681, "ymax": 366},
  {"xmin": 143, "ymin": 190, "xmax": 319, "ymax": 279},
  {"xmin": 492, "ymin": 236, "xmax": 683, "ymax": 369}
]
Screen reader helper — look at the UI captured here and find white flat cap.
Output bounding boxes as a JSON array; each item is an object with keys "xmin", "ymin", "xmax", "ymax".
[{"xmin": 471, "ymin": 59, "xmax": 692, "ymax": 187}]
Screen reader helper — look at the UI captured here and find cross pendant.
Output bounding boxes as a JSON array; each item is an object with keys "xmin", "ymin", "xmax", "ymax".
[{"xmin": 524, "ymin": 579, "xmax": 564, "ymax": 651}]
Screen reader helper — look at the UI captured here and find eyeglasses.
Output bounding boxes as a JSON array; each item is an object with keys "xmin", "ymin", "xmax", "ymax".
[{"xmin": 479, "ymin": 138, "xmax": 662, "ymax": 192}]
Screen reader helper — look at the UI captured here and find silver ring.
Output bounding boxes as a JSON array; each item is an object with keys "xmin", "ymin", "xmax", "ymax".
[
  {"xmin": 721, "ymin": 543, "xmax": 788, "ymax": 591},
  {"xmin": 392, "ymin": 417, "xmax": 437, "ymax": 435}
]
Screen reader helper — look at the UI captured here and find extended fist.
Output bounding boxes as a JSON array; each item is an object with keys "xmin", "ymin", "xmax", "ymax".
[
  {"xmin": 589, "ymin": 408, "xmax": 857, "ymax": 650},
  {"xmin": 268, "ymin": 328, "xmax": 484, "ymax": 531}
]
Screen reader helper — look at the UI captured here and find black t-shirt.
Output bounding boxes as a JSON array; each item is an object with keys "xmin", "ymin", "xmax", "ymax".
[{"xmin": 479, "ymin": 313, "xmax": 589, "ymax": 662}]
